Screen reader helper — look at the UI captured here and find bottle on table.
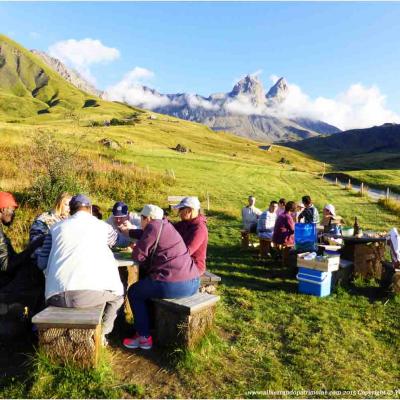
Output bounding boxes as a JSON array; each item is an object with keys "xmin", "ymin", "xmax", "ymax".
[{"xmin": 353, "ymin": 217, "xmax": 360, "ymax": 236}]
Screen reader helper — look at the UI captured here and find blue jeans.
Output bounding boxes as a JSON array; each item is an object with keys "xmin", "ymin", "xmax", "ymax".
[{"xmin": 128, "ymin": 277, "xmax": 200, "ymax": 336}]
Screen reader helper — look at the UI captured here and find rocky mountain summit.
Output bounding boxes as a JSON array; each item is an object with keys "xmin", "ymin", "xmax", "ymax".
[{"xmin": 31, "ymin": 50, "xmax": 103, "ymax": 98}]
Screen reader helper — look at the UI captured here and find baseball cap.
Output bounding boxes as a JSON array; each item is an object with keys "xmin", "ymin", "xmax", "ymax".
[
  {"xmin": 140, "ymin": 204, "xmax": 164, "ymax": 220},
  {"xmin": 69, "ymin": 194, "xmax": 92, "ymax": 208},
  {"xmin": 173, "ymin": 196, "xmax": 201, "ymax": 210},
  {"xmin": 112, "ymin": 201, "xmax": 129, "ymax": 217},
  {"xmin": 0, "ymin": 192, "xmax": 18, "ymax": 209},
  {"xmin": 324, "ymin": 204, "xmax": 336, "ymax": 216}
]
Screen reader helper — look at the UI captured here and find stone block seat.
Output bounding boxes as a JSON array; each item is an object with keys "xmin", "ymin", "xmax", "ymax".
[
  {"xmin": 152, "ymin": 292, "xmax": 219, "ymax": 348},
  {"xmin": 32, "ymin": 304, "xmax": 105, "ymax": 368}
]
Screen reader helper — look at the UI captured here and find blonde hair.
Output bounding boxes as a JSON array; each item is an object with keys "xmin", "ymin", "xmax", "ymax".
[{"xmin": 53, "ymin": 192, "xmax": 71, "ymax": 216}]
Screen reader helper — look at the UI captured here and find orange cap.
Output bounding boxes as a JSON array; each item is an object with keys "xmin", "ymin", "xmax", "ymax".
[{"xmin": 0, "ymin": 192, "xmax": 18, "ymax": 209}]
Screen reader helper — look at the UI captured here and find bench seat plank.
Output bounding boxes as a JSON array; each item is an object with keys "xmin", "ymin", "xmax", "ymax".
[
  {"xmin": 200, "ymin": 271, "xmax": 222, "ymax": 284},
  {"xmin": 32, "ymin": 305, "xmax": 105, "ymax": 328},
  {"xmin": 153, "ymin": 293, "xmax": 219, "ymax": 315}
]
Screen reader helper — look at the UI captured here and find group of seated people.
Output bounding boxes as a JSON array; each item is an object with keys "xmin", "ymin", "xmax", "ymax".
[
  {"xmin": 0, "ymin": 191, "xmax": 208, "ymax": 350},
  {"xmin": 241, "ymin": 195, "xmax": 344, "ymax": 257}
]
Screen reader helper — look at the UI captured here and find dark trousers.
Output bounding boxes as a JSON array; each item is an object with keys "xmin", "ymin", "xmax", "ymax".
[{"xmin": 128, "ymin": 277, "xmax": 200, "ymax": 337}]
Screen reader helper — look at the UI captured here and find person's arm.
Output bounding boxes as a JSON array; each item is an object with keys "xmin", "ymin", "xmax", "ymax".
[
  {"xmin": 185, "ymin": 225, "xmax": 207, "ymax": 256},
  {"xmin": 36, "ymin": 234, "xmax": 52, "ymax": 271},
  {"xmin": 29, "ymin": 219, "xmax": 49, "ymax": 243},
  {"xmin": 106, "ymin": 223, "xmax": 118, "ymax": 248},
  {"xmin": 287, "ymin": 215, "xmax": 295, "ymax": 234},
  {"xmin": 132, "ymin": 225, "xmax": 156, "ymax": 264}
]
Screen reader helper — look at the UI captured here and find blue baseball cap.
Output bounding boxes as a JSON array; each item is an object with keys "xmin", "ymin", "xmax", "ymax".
[
  {"xmin": 112, "ymin": 201, "xmax": 129, "ymax": 217},
  {"xmin": 69, "ymin": 194, "xmax": 92, "ymax": 208}
]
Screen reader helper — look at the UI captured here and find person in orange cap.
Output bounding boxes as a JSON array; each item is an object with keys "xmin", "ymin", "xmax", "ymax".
[{"xmin": 0, "ymin": 192, "xmax": 44, "ymax": 300}]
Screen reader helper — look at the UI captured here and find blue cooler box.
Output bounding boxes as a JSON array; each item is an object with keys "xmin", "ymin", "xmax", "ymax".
[{"xmin": 297, "ymin": 266, "xmax": 332, "ymax": 297}]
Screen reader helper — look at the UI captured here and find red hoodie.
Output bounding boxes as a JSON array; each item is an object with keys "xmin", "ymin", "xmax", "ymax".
[{"xmin": 174, "ymin": 215, "xmax": 208, "ymax": 275}]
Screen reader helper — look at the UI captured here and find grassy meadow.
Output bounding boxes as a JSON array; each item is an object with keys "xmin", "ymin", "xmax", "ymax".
[{"xmin": 0, "ymin": 110, "xmax": 400, "ymax": 398}]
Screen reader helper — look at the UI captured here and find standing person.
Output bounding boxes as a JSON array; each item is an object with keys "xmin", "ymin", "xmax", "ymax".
[
  {"xmin": 294, "ymin": 202, "xmax": 305, "ymax": 223},
  {"xmin": 273, "ymin": 201, "xmax": 296, "ymax": 267},
  {"xmin": 298, "ymin": 195, "xmax": 320, "ymax": 224},
  {"xmin": 0, "ymin": 192, "xmax": 44, "ymax": 300},
  {"xmin": 277, "ymin": 198, "xmax": 286, "ymax": 217},
  {"xmin": 37, "ymin": 194, "xmax": 124, "ymax": 344},
  {"xmin": 173, "ymin": 197, "xmax": 208, "ymax": 275},
  {"xmin": 106, "ymin": 201, "xmax": 141, "ymax": 247},
  {"xmin": 257, "ymin": 201, "xmax": 278, "ymax": 240},
  {"xmin": 122, "ymin": 205, "xmax": 199, "ymax": 350},
  {"xmin": 241, "ymin": 195, "xmax": 261, "ymax": 233}
]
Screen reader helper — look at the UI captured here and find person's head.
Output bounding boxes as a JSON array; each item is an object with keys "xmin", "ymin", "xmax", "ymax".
[
  {"xmin": 111, "ymin": 201, "xmax": 129, "ymax": 226},
  {"xmin": 278, "ymin": 198, "xmax": 286, "ymax": 209},
  {"xmin": 0, "ymin": 192, "xmax": 18, "ymax": 227},
  {"xmin": 248, "ymin": 196, "xmax": 255, "ymax": 207},
  {"xmin": 69, "ymin": 194, "xmax": 92, "ymax": 215},
  {"xmin": 92, "ymin": 205, "xmax": 103, "ymax": 220},
  {"xmin": 296, "ymin": 201, "xmax": 305, "ymax": 212},
  {"xmin": 285, "ymin": 201, "xmax": 296, "ymax": 213},
  {"xmin": 323, "ymin": 204, "xmax": 336, "ymax": 217},
  {"xmin": 173, "ymin": 196, "xmax": 201, "ymax": 221},
  {"xmin": 269, "ymin": 201, "xmax": 278, "ymax": 213},
  {"xmin": 302, "ymin": 195, "xmax": 312, "ymax": 207},
  {"xmin": 53, "ymin": 192, "xmax": 72, "ymax": 219},
  {"xmin": 140, "ymin": 204, "xmax": 164, "ymax": 230}
]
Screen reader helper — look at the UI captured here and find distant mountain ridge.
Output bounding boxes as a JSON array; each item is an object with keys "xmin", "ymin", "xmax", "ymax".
[
  {"xmin": 31, "ymin": 50, "xmax": 103, "ymax": 98},
  {"xmin": 284, "ymin": 123, "xmax": 400, "ymax": 169},
  {"xmin": 131, "ymin": 75, "xmax": 341, "ymax": 142}
]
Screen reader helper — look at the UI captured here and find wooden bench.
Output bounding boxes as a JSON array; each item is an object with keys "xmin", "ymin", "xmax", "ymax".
[
  {"xmin": 32, "ymin": 304, "xmax": 105, "ymax": 368},
  {"xmin": 167, "ymin": 195, "xmax": 186, "ymax": 209},
  {"xmin": 200, "ymin": 271, "xmax": 221, "ymax": 294},
  {"xmin": 152, "ymin": 293, "xmax": 219, "ymax": 348}
]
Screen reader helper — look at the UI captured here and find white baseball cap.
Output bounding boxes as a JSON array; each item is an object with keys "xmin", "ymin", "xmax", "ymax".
[
  {"xmin": 324, "ymin": 204, "xmax": 336, "ymax": 216},
  {"xmin": 173, "ymin": 196, "xmax": 201, "ymax": 210},
  {"xmin": 140, "ymin": 204, "xmax": 164, "ymax": 220}
]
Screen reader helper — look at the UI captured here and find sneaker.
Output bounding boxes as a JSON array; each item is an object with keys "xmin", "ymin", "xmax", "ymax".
[
  {"xmin": 138, "ymin": 335, "xmax": 152, "ymax": 350},
  {"xmin": 123, "ymin": 334, "xmax": 140, "ymax": 349},
  {"xmin": 122, "ymin": 334, "xmax": 153, "ymax": 350}
]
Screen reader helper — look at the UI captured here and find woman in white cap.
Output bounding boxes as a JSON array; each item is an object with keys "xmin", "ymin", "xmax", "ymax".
[{"xmin": 122, "ymin": 204, "xmax": 199, "ymax": 350}]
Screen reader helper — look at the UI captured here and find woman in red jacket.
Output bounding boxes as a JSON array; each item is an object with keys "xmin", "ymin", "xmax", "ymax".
[{"xmin": 173, "ymin": 197, "xmax": 208, "ymax": 276}]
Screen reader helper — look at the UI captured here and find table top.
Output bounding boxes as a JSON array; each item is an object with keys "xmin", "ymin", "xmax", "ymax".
[{"xmin": 323, "ymin": 233, "xmax": 387, "ymax": 244}]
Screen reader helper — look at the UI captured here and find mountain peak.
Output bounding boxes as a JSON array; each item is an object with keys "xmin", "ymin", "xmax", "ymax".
[
  {"xmin": 266, "ymin": 77, "xmax": 288, "ymax": 102},
  {"xmin": 229, "ymin": 74, "xmax": 265, "ymax": 106}
]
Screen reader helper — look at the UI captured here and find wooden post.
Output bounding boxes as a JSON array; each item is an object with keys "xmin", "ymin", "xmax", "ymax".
[
  {"xmin": 335, "ymin": 177, "xmax": 338, "ymax": 186},
  {"xmin": 386, "ymin": 188, "xmax": 390, "ymax": 200},
  {"xmin": 360, "ymin": 182, "xmax": 364, "ymax": 196},
  {"xmin": 322, "ymin": 162, "xmax": 326, "ymax": 179}
]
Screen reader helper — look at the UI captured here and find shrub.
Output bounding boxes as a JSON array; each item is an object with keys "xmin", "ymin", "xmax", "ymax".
[
  {"xmin": 24, "ymin": 131, "xmax": 84, "ymax": 208},
  {"xmin": 378, "ymin": 198, "xmax": 400, "ymax": 216},
  {"xmin": 83, "ymin": 99, "xmax": 99, "ymax": 108}
]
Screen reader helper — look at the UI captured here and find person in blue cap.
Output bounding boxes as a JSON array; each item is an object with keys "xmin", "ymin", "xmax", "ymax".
[{"xmin": 106, "ymin": 201, "xmax": 141, "ymax": 248}]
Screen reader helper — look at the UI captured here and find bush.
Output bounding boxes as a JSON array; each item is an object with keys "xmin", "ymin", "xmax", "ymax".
[
  {"xmin": 83, "ymin": 99, "xmax": 99, "ymax": 108},
  {"xmin": 24, "ymin": 131, "xmax": 84, "ymax": 208},
  {"xmin": 110, "ymin": 118, "xmax": 135, "ymax": 126},
  {"xmin": 378, "ymin": 198, "xmax": 400, "ymax": 216}
]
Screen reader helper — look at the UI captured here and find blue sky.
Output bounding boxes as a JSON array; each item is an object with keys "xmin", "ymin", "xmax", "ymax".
[{"xmin": 1, "ymin": 2, "xmax": 400, "ymax": 128}]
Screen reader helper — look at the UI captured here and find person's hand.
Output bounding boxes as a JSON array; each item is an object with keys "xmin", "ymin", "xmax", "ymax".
[{"xmin": 119, "ymin": 220, "xmax": 135, "ymax": 236}]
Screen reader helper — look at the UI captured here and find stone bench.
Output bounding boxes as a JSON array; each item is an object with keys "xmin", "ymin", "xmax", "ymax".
[
  {"xmin": 32, "ymin": 304, "xmax": 105, "ymax": 368},
  {"xmin": 200, "ymin": 271, "xmax": 221, "ymax": 294},
  {"xmin": 152, "ymin": 293, "xmax": 220, "ymax": 348}
]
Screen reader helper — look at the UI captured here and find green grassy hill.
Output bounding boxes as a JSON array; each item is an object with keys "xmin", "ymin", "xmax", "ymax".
[{"xmin": 0, "ymin": 36, "xmax": 399, "ymax": 399}]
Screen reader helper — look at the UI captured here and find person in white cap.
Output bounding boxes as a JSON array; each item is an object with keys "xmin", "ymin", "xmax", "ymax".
[
  {"xmin": 122, "ymin": 204, "xmax": 199, "ymax": 350},
  {"xmin": 173, "ymin": 197, "xmax": 208, "ymax": 275},
  {"xmin": 322, "ymin": 204, "xmax": 344, "ymax": 233}
]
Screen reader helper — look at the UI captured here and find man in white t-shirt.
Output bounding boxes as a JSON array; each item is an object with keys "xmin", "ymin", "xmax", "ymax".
[
  {"xmin": 37, "ymin": 194, "xmax": 124, "ymax": 341},
  {"xmin": 241, "ymin": 196, "xmax": 262, "ymax": 233}
]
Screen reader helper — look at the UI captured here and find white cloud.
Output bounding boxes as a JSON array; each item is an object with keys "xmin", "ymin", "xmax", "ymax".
[
  {"xmin": 186, "ymin": 94, "xmax": 219, "ymax": 111},
  {"xmin": 105, "ymin": 68, "xmax": 171, "ymax": 110},
  {"xmin": 48, "ymin": 38, "xmax": 120, "ymax": 84},
  {"xmin": 270, "ymin": 79, "xmax": 400, "ymax": 130},
  {"xmin": 224, "ymin": 94, "xmax": 267, "ymax": 116}
]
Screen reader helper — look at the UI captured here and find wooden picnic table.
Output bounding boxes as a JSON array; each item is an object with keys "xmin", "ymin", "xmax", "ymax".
[{"xmin": 323, "ymin": 233, "xmax": 387, "ymax": 279}]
